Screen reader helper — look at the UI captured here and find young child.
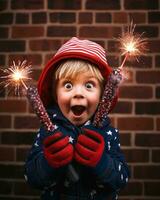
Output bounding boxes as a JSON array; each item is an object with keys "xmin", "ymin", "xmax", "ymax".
[{"xmin": 24, "ymin": 37, "xmax": 130, "ymax": 200}]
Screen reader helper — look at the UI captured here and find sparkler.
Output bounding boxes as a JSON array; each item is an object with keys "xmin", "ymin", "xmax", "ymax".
[
  {"xmin": 0, "ymin": 60, "xmax": 79, "ymax": 182},
  {"xmin": 93, "ymin": 23, "xmax": 148, "ymax": 127},
  {"xmin": 119, "ymin": 22, "xmax": 147, "ymax": 69},
  {"xmin": 0, "ymin": 60, "xmax": 55, "ymax": 131},
  {"xmin": 0, "ymin": 60, "xmax": 32, "ymax": 95}
]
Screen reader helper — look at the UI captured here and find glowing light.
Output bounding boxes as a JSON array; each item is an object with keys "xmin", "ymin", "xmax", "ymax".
[
  {"xmin": 118, "ymin": 22, "xmax": 147, "ymax": 69},
  {"xmin": 0, "ymin": 60, "xmax": 32, "ymax": 94}
]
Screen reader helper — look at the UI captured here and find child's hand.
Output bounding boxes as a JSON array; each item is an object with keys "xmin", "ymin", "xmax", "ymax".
[
  {"xmin": 43, "ymin": 132, "xmax": 73, "ymax": 168},
  {"xmin": 75, "ymin": 128, "xmax": 105, "ymax": 167}
]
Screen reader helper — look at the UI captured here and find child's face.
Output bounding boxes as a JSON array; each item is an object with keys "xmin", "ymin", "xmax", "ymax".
[{"xmin": 56, "ymin": 71, "xmax": 102, "ymax": 126}]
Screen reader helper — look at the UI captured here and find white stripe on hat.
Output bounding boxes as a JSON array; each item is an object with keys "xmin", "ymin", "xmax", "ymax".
[{"xmin": 55, "ymin": 37, "xmax": 108, "ymax": 65}]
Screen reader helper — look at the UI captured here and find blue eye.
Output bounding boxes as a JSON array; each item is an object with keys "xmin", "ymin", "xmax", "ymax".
[
  {"xmin": 85, "ymin": 82, "xmax": 94, "ymax": 89},
  {"xmin": 64, "ymin": 82, "xmax": 72, "ymax": 90}
]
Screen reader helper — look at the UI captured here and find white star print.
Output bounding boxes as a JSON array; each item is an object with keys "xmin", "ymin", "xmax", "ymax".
[
  {"xmin": 84, "ymin": 120, "xmax": 91, "ymax": 125},
  {"xmin": 115, "ymin": 129, "xmax": 118, "ymax": 132},
  {"xmin": 34, "ymin": 141, "xmax": 39, "ymax": 147},
  {"xmin": 54, "ymin": 125, "xmax": 58, "ymax": 130},
  {"xmin": 126, "ymin": 177, "xmax": 128, "ymax": 182},
  {"xmin": 69, "ymin": 136, "xmax": 74, "ymax": 143},
  {"xmin": 37, "ymin": 133, "xmax": 40, "ymax": 138},
  {"xmin": 107, "ymin": 130, "xmax": 112, "ymax": 135},
  {"xmin": 121, "ymin": 174, "xmax": 124, "ymax": 180},
  {"xmin": 118, "ymin": 163, "xmax": 121, "ymax": 171},
  {"xmin": 24, "ymin": 174, "xmax": 28, "ymax": 181},
  {"xmin": 53, "ymin": 114, "xmax": 57, "ymax": 118},
  {"xmin": 108, "ymin": 141, "xmax": 111, "ymax": 150}
]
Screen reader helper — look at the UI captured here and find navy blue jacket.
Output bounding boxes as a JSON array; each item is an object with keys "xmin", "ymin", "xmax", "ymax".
[{"xmin": 24, "ymin": 107, "xmax": 130, "ymax": 200}]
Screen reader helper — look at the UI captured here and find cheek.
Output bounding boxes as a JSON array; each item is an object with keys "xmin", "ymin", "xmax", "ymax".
[
  {"xmin": 88, "ymin": 93, "xmax": 101, "ymax": 108},
  {"xmin": 57, "ymin": 90, "xmax": 70, "ymax": 107}
]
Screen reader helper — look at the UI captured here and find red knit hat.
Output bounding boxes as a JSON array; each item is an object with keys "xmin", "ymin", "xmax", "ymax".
[{"xmin": 38, "ymin": 37, "xmax": 117, "ymax": 110}]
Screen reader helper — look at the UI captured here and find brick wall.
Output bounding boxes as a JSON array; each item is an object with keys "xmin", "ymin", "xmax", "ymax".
[{"xmin": 0, "ymin": 0, "xmax": 160, "ymax": 199}]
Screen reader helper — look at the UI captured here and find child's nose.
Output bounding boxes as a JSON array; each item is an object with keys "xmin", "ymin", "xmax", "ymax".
[{"xmin": 73, "ymin": 86, "xmax": 84, "ymax": 98}]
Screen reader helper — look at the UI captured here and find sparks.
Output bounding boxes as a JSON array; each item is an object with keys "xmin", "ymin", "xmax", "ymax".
[
  {"xmin": 118, "ymin": 22, "xmax": 147, "ymax": 69},
  {"xmin": 0, "ymin": 60, "xmax": 32, "ymax": 95}
]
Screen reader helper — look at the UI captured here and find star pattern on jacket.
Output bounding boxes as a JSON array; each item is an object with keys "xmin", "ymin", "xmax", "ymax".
[{"xmin": 69, "ymin": 136, "xmax": 74, "ymax": 143}]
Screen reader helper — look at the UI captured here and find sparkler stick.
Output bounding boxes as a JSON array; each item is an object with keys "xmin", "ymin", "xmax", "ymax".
[
  {"xmin": 0, "ymin": 60, "xmax": 55, "ymax": 131},
  {"xmin": 93, "ymin": 23, "xmax": 147, "ymax": 127},
  {"xmin": 0, "ymin": 60, "xmax": 79, "ymax": 182}
]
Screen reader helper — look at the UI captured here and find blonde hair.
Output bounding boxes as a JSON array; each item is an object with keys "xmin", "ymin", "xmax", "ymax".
[{"xmin": 55, "ymin": 59, "xmax": 104, "ymax": 84}]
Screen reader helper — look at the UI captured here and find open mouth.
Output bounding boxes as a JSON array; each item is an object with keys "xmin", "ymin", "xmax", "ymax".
[{"xmin": 71, "ymin": 105, "xmax": 86, "ymax": 116}]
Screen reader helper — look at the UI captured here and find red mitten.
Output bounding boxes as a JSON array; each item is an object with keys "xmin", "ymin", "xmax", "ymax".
[
  {"xmin": 75, "ymin": 128, "xmax": 105, "ymax": 167},
  {"xmin": 43, "ymin": 132, "xmax": 73, "ymax": 168}
]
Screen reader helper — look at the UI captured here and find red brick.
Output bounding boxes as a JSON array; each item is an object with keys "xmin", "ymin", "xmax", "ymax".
[
  {"xmin": 156, "ymin": 118, "xmax": 160, "ymax": 130},
  {"xmin": 148, "ymin": 40, "xmax": 160, "ymax": 53},
  {"xmin": 0, "ymin": 13, "xmax": 13, "ymax": 24},
  {"xmin": 123, "ymin": 149, "xmax": 149, "ymax": 163},
  {"xmin": 113, "ymin": 12, "xmax": 128, "ymax": 23},
  {"xmin": 134, "ymin": 165, "xmax": 160, "ymax": 179},
  {"xmin": 48, "ymin": 0, "xmax": 81, "ymax": 10},
  {"xmin": 50, "ymin": 12, "xmax": 76, "ymax": 23},
  {"xmin": 79, "ymin": 26, "xmax": 121, "ymax": 38},
  {"xmin": 29, "ymin": 39, "xmax": 62, "ymax": 51},
  {"xmin": 124, "ymin": 0, "xmax": 159, "ymax": 10},
  {"xmin": 120, "ymin": 181, "xmax": 143, "ymax": 195},
  {"xmin": 47, "ymin": 26, "xmax": 76, "ymax": 37},
  {"xmin": 0, "ymin": 147, "xmax": 14, "ymax": 161},
  {"xmin": 30, "ymin": 68, "xmax": 42, "ymax": 81},
  {"xmin": 0, "ymin": 27, "xmax": 9, "ymax": 38},
  {"xmin": 135, "ymin": 25, "xmax": 159, "ymax": 38},
  {"xmin": 120, "ymin": 133, "xmax": 131, "ymax": 146},
  {"xmin": 155, "ymin": 55, "xmax": 160, "ymax": 67},
  {"xmin": 124, "ymin": 56, "xmax": 152, "ymax": 68},
  {"xmin": 79, "ymin": 12, "xmax": 93, "ymax": 24},
  {"xmin": 107, "ymin": 55, "xmax": 119, "ymax": 67},
  {"xmin": 136, "ymin": 102, "xmax": 160, "ymax": 114},
  {"xmin": 0, "ymin": 55, "xmax": 5, "ymax": 65},
  {"xmin": 32, "ymin": 12, "xmax": 47, "ymax": 24},
  {"xmin": 14, "ymin": 115, "xmax": 40, "ymax": 129},
  {"xmin": 128, "ymin": 12, "xmax": 146, "ymax": 23},
  {"xmin": 15, "ymin": 13, "xmax": 29, "ymax": 24},
  {"xmin": 16, "ymin": 147, "xmax": 30, "ymax": 162},
  {"xmin": 119, "ymin": 86, "xmax": 153, "ymax": 99},
  {"xmin": 9, "ymin": 54, "xmax": 42, "ymax": 66},
  {"xmin": 12, "ymin": 26, "xmax": 44, "ymax": 38},
  {"xmin": 136, "ymin": 70, "xmax": 160, "ymax": 83},
  {"xmin": 135, "ymin": 133, "xmax": 160, "ymax": 147},
  {"xmin": 0, "ymin": 86, "xmax": 5, "ymax": 98},
  {"xmin": 45, "ymin": 54, "xmax": 54, "ymax": 64},
  {"xmin": 148, "ymin": 12, "xmax": 160, "ymax": 23},
  {"xmin": 144, "ymin": 181, "xmax": 160, "ymax": 196},
  {"xmin": 117, "ymin": 117, "xmax": 154, "ymax": 131},
  {"xmin": 107, "ymin": 39, "xmax": 120, "ymax": 53},
  {"xmin": 95, "ymin": 13, "xmax": 111, "ymax": 23},
  {"xmin": 0, "ymin": 180, "xmax": 12, "ymax": 195},
  {"xmin": 1, "ymin": 131, "xmax": 35, "ymax": 145},
  {"xmin": 0, "ymin": 40, "xmax": 25, "ymax": 52},
  {"xmin": 14, "ymin": 181, "xmax": 40, "ymax": 196},
  {"xmin": 0, "ymin": 99, "xmax": 27, "ymax": 113},
  {"xmin": 86, "ymin": 0, "xmax": 120, "ymax": 10},
  {"xmin": 152, "ymin": 149, "xmax": 160, "ymax": 162},
  {"xmin": 0, "ymin": 164, "xmax": 24, "ymax": 179},
  {"xmin": 11, "ymin": 0, "xmax": 44, "ymax": 9},
  {"xmin": 0, "ymin": 115, "xmax": 11, "ymax": 128},
  {"xmin": 0, "ymin": 0, "xmax": 8, "ymax": 11},
  {"xmin": 112, "ymin": 101, "xmax": 132, "ymax": 114}
]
